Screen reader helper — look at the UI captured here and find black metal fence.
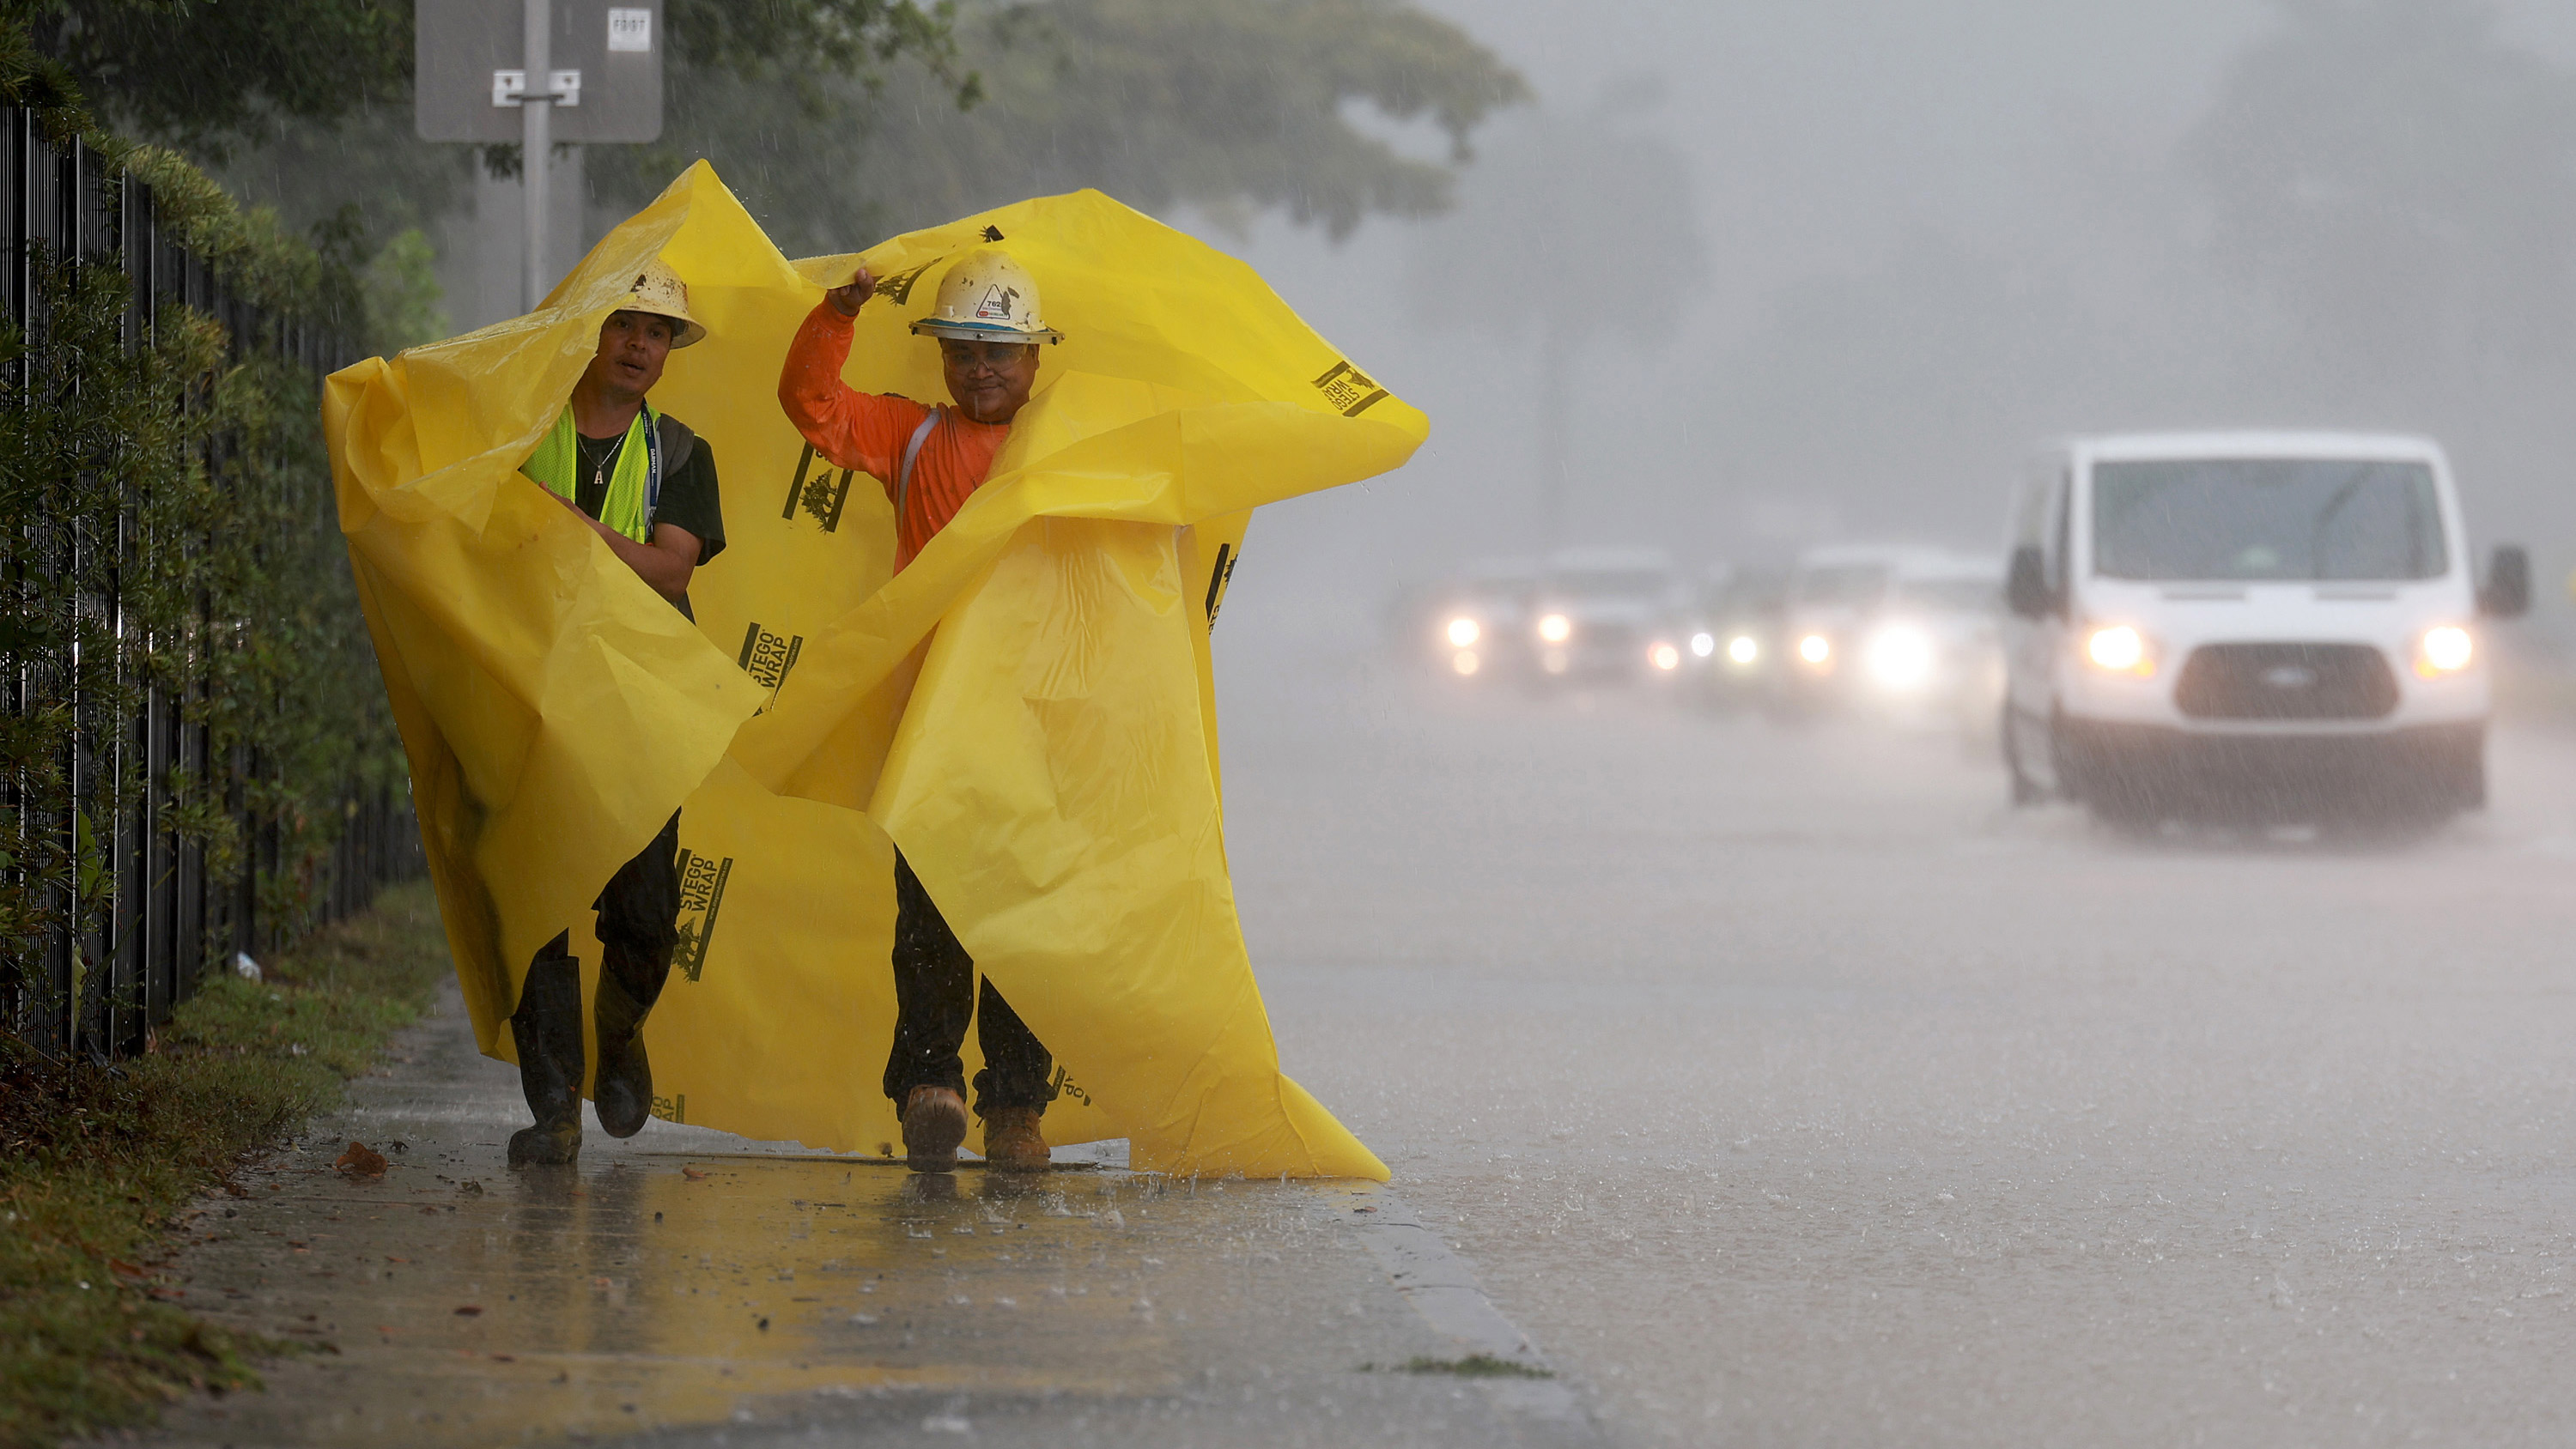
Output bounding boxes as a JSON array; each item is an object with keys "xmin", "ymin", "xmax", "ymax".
[{"xmin": 2, "ymin": 108, "xmax": 422, "ymax": 1063}]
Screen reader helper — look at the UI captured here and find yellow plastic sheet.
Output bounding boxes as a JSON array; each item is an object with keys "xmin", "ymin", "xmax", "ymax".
[{"xmin": 327, "ymin": 163, "xmax": 1423, "ymax": 1178}]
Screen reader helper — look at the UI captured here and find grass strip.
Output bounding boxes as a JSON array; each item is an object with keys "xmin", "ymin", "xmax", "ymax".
[
  {"xmin": 0, "ymin": 881, "xmax": 450, "ymax": 1449},
  {"xmin": 1364, "ymin": 1353, "xmax": 1557, "ymax": 1379}
]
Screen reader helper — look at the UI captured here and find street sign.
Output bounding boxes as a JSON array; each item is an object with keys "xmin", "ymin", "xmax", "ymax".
[{"xmin": 415, "ymin": 0, "xmax": 662, "ymax": 143}]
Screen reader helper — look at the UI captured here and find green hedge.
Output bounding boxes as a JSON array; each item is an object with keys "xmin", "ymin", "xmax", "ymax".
[{"xmin": 0, "ymin": 44, "xmax": 410, "ymax": 1052}]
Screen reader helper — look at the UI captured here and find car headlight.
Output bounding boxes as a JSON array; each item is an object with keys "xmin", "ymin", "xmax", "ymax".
[
  {"xmin": 2416, "ymin": 624, "xmax": 2474, "ymax": 677},
  {"xmin": 2082, "ymin": 624, "xmax": 2154, "ymax": 676},
  {"xmin": 1864, "ymin": 624, "xmax": 1935, "ymax": 690},
  {"xmin": 1797, "ymin": 634, "xmax": 1832, "ymax": 666},
  {"xmin": 1649, "ymin": 642, "xmax": 1680, "ymax": 671},
  {"xmin": 1445, "ymin": 615, "xmax": 1480, "ymax": 648},
  {"xmin": 1727, "ymin": 634, "xmax": 1760, "ymax": 665},
  {"xmin": 1690, "ymin": 632, "xmax": 1716, "ymax": 658},
  {"xmin": 1536, "ymin": 613, "xmax": 1572, "ymax": 644}
]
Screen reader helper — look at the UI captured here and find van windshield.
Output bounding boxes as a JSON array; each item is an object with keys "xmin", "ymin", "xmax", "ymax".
[{"xmin": 2091, "ymin": 458, "xmax": 2447, "ymax": 582}]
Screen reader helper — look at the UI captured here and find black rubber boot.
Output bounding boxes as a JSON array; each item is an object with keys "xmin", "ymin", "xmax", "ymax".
[
  {"xmin": 507, "ymin": 952, "xmax": 585, "ymax": 1167},
  {"xmin": 592, "ymin": 955, "xmax": 658, "ymax": 1139}
]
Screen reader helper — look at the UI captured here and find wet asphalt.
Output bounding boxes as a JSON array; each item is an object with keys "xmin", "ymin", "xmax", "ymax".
[
  {"xmin": 137, "ymin": 962, "xmax": 1594, "ymax": 1448},
  {"xmin": 134, "ymin": 644, "xmax": 2576, "ymax": 1446},
  {"xmin": 1231, "ymin": 651, "xmax": 2576, "ymax": 1447}
]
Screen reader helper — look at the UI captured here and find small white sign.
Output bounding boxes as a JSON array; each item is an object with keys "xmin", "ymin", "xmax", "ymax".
[{"xmin": 607, "ymin": 8, "xmax": 652, "ymax": 52}]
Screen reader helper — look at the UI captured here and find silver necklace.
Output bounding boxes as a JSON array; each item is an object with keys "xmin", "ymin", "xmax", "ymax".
[{"xmin": 587, "ymin": 427, "xmax": 629, "ymax": 494}]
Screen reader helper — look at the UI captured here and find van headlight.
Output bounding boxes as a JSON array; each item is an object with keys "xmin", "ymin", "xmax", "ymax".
[
  {"xmin": 1864, "ymin": 624, "xmax": 1935, "ymax": 690},
  {"xmin": 2082, "ymin": 624, "xmax": 2155, "ymax": 676},
  {"xmin": 1445, "ymin": 615, "xmax": 1480, "ymax": 648},
  {"xmin": 2415, "ymin": 624, "xmax": 2475, "ymax": 677},
  {"xmin": 1536, "ymin": 613, "xmax": 1572, "ymax": 644},
  {"xmin": 1727, "ymin": 634, "xmax": 1760, "ymax": 665},
  {"xmin": 1797, "ymin": 634, "xmax": 1831, "ymax": 666}
]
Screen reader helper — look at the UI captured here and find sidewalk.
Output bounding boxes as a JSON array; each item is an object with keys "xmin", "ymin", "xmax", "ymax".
[{"xmin": 137, "ymin": 983, "xmax": 1595, "ymax": 1448}]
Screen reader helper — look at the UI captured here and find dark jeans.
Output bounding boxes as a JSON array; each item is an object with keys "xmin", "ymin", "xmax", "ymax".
[
  {"xmin": 526, "ymin": 810, "xmax": 683, "ymax": 1006},
  {"xmin": 883, "ymin": 852, "xmax": 1055, "ymax": 1118}
]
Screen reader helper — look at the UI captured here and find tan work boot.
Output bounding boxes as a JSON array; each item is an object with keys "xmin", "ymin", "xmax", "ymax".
[
  {"xmin": 902, "ymin": 1085, "xmax": 969, "ymax": 1173},
  {"xmin": 981, "ymin": 1106, "xmax": 1049, "ymax": 1170}
]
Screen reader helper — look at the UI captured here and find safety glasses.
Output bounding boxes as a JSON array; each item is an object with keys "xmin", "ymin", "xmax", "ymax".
[{"xmin": 938, "ymin": 339, "xmax": 1035, "ymax": 373}]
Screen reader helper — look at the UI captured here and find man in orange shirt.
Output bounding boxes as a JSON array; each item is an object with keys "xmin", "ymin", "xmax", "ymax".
[{"xmin": 777, "ymin": 249, "xmax": 1064, "ymax": 1173}]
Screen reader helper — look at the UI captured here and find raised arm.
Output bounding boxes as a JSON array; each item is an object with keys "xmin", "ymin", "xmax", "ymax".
[{"xmin": 778, "ymin": 266, "xmax": 923, "ymax": 481}]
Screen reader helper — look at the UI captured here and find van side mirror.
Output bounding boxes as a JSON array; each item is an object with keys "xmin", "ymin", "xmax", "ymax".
[
  {"xmin": 2480, "ymin": 544, "xmax": 2530, "ymax": 618},
  {"xmin": 2006, "ymin": 545, "xmax": 2057, "ymax": 620}
]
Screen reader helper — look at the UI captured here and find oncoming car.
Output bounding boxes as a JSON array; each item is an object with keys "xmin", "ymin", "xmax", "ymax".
[
  {"xmin": 1411, "ymin": 560, "xmax": 1537, "ymax": 680},
  {"xmin": 1777, "ymin": 544, "xmax": 1993, "ymax": 716},
  {"xmin": 2000, "ymin": 431, "xmax": 2528, "ymax": 827},
  {"xmin": 1686, "ymin": 564, "xmax": 1787, "ymax": 706},
  {"xmin": 1777, "ymin": 545, "xmax": 1902, "ymax": 711},
  {"xmin": 1849, "ymin": 554, "xmax": 2006, "ymax": 733},
  {"xmin": 1528, "ymin": 548, "xmax": 1690, "ymax": 685}
]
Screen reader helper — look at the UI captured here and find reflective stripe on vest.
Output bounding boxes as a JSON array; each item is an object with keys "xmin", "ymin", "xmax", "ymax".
[
  {"xmin": 522, "ymin": 403, "xmax": 662, "ymax": 543},
  {"xmin": 895, "ymin": 406, "xmax": 943, "ymax": 537}
]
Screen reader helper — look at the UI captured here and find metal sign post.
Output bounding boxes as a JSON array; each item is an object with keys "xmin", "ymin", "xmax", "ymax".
[
  {"xmin": 416, "ymin": 0, "xmax": 664, "ymax": 311},
  {"xmin": 520, "ymin": 0, "xmax": 551, "ymax": 312}
]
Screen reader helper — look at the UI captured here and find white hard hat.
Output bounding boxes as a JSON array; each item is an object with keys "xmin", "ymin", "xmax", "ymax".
[
  {"xmin": 908, "ymin": 249, "xmax": 1063, "ymax": 346},
  {"xmin": 614, "ymin": 257, "xmax": 706, "ymax": 348}
]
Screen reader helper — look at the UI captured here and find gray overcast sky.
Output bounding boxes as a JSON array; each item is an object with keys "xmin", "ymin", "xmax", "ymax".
[
  {"xmin": 1206, "ymin": 0, "xmax": 2576, "ymax": 646},
  {"xmin": 1406, "ymin": 0, "xmax": 2576, "ymax": 328},
  {"xmin": 1420, "ymin": 0, "xmax": 2255, "ymax": 309}
]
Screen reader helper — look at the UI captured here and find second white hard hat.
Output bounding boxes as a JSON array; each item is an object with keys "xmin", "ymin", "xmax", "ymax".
[{"xmin": 909, "ymin": 249, "xmax": 1065, "ymax": 346}]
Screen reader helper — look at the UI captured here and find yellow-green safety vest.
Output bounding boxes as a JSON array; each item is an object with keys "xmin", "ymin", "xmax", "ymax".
[{"xmin": 521, "ymin": 403, "xmax": 663, "ymax": 543}]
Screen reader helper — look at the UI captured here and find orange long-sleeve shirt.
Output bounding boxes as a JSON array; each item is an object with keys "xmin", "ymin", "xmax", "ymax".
[{"xmin": 776, "ymin": 303, "xmax": 1012, "ymax": 571}]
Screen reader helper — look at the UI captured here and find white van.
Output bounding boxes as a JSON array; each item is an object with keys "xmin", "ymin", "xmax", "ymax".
[{"xmin": 2000, "ymin": 432, "xmax": 2529, "ymax": 826}]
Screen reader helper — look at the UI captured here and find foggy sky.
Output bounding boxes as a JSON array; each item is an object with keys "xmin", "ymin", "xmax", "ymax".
[
  {"xmin": 1210, "ymin": 0, "xmax": 2576, "ymax": 652},
  {"xmin": 435, "ymin": 1, "xmax": 2576, "ymax": 652}
]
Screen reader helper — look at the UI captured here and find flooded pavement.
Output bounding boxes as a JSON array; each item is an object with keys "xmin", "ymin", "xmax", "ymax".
[
  {"xmin": 140, "ymin": 973, "xmax": 1593, "ymax": 1447},
  {"xmin": 137, "ymin": 645, "xmax": 2576, "ymax": 1447},
  {"xmin": 1224, "ymin": 649, "xmax": 2576, "ymax": 1448}
]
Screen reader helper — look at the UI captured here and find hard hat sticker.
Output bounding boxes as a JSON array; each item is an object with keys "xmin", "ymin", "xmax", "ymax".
[{"xmin": 975, "ymin": 284, "xmax": 1019, "ymax": 320}]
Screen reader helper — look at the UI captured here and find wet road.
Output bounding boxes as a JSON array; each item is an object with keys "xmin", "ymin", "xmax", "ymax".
[
  {"xmin": 140, "ymin": 639, "xmax": 2576, "ymax": 1447},
  {"xmin": 144, "ymin": 965, "xmax": 1591, "ymax": 1449},
  {"xmin": 1227, "ymin": 650, "xmax": 2576, "ymax": 1447}
]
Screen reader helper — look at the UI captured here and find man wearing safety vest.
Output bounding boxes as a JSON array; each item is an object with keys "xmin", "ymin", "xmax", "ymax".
[
  {"xmin": 510, "ymin": 259, "xmax": 727, "ymax": 1167},
  {"xmin": 775, "ymin": 250, "xmax": 1060, "ymax": 1173}
]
